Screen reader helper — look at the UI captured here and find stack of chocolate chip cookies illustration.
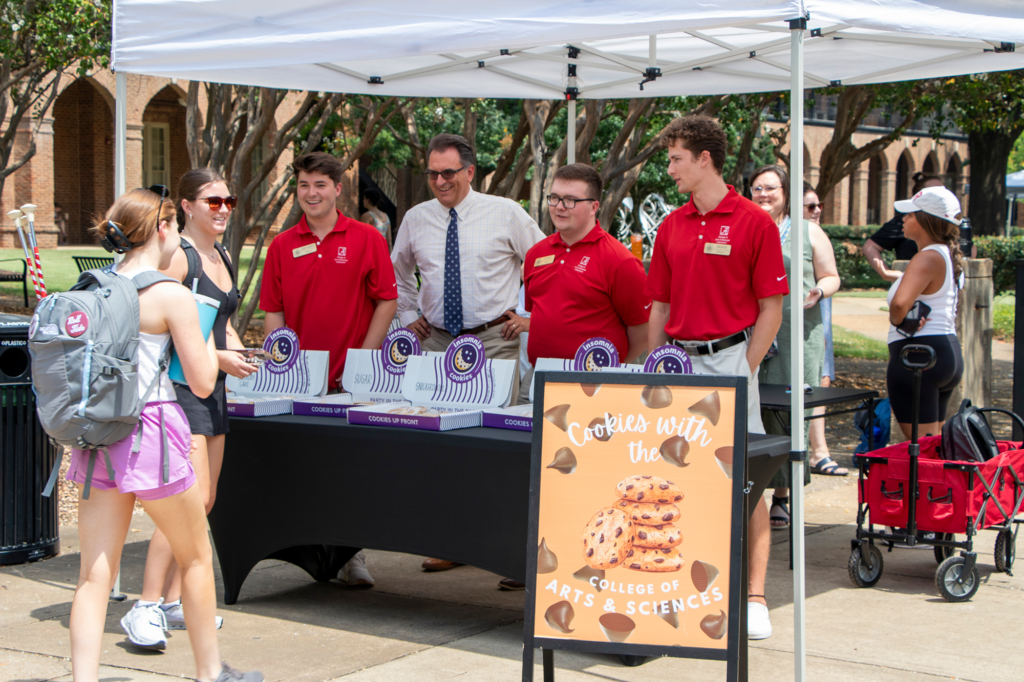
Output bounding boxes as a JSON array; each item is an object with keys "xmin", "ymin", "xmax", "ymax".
[{"xmin": 582, "ymin": 475, "xmax": 685, "ymax": 573}]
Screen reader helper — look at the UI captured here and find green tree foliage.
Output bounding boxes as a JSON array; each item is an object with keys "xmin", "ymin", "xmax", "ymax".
[
  {"xmin": 1007, "ymin": 132, "xmax": 1024, "ymax": 173},
  {"xmin": 935, "ymin": 71, "xmax": 1024, "ymax": 236},
  {"xmin": 0, "ymin": 0, "xmax": 111, "ymax": 197}
]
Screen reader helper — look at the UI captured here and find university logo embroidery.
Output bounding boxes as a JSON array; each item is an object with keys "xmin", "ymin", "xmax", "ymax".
[
  {"xmin": 574, "ymin": 256, "xmax": 591, "ymax": 273},
  {"xmin": 335, "ymin": 246, "xmax": 348, "ymax": 264}
]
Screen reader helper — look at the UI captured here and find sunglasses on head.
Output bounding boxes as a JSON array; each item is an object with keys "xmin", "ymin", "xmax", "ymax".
[{"xmin": 197, "ymin": 195, "xmax": 238, "ymax": 210}]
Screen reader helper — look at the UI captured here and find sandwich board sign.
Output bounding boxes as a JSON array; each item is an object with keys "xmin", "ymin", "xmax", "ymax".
[{"xmin": 523, "ymin": 372, "xmax": 748, "ymax": 681}]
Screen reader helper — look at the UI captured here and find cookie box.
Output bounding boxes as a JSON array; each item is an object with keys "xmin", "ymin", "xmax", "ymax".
[
  {"xmin": 346, "ymin": 403, "xmax": 483, "ymax": 431},
  {"xmin": 291, "ymin": 394, "xmax": 410, "ymax": 418},
  {"xmin": 481, "ymin": 404, "xmax": 534, "ymax": 432},
  {"xmin": 226, "ymin": 396, "xmax": 294, "ymax": 417}
]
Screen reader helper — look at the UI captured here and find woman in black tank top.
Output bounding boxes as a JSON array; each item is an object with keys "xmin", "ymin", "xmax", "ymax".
[{"xmin": 130, "ymin": 169, "xmax": 255, "ymax": 633}]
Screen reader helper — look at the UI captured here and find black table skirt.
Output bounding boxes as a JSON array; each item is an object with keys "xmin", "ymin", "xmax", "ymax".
[{"xmin": 209, "ymin": 415, "xmax": 789, "ymax": 605}]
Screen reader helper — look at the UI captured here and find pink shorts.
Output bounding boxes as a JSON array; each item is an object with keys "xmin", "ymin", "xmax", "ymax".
[{"xmin": 67, "ymin": 401, "xmax": 196, "ymax": 501}]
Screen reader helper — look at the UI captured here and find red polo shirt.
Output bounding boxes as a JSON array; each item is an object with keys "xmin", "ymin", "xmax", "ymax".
[
  {"xmin": 524, "ymin": 223, "xmax": 650, "ymax": 365},
  {"xmin": 644, "ymin": 187, "xmax": 788, "ymax": 341},
  {"xmin": 260, "ymin": 211, "xmax": 397, "ymax": 388}
]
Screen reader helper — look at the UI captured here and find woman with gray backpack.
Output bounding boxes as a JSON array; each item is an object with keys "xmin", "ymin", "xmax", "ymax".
[{"xmin": 52, "ymin": 189, "xmax": 263, "ymax": 682}]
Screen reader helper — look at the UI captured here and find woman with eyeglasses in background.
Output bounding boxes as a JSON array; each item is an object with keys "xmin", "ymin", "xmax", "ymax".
[
  {"xmin": 748, "ymin": 165, "xmax": 841, "ymax": 530},
  {"xmin": 803, "ymin": 184, "xmax": 848, "ymax": 477},
  {"xmin": 120, "ymin": 169, "xmax": 258, "ymax": 651},
  {"xmin": 68, "ymin": 189, "xmax": 262, "ymax": 682}
]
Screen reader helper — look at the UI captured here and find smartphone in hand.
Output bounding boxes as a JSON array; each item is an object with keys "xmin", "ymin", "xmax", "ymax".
[{"xmin": 896, "ymin": 301, "xmax": 931, "ymax": 338}]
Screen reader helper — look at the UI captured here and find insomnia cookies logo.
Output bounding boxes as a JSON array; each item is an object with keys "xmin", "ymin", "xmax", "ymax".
[
  {"xmin": 381, "ymin": 328, "xmax": 420, "ymax": 375},
  {"xmin": 262, "ymin": 327, "xmax": 300, "ymax": 375},
  {"xmin": 574, "ymin": 337, "xmax": 619, "ymax": 372},
  {"xmin": 643, "ymin": 345, "xmax": 693, "ymax": 374},
  {"xmin": 444, "ymin": 334, "xmax": 485, "ymax": 383}
]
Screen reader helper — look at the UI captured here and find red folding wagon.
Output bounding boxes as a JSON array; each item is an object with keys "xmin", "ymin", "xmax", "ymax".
[{"xmin": 848, "ymin": 346, "xmax": 1024, "ymax": 602}]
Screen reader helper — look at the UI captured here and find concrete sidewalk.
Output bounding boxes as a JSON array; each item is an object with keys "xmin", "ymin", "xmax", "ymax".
[{"xmin": 2, "ymin": 477, "xmax": 1020, "ymax": 682}]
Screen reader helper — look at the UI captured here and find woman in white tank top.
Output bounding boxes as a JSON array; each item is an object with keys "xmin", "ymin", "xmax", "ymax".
[
  {"xmin": 875, "ymin": 186, "xmax": 965, "ymax": 441},
  {"xmin": 66, "ymin": 189, "xmax": 263, "ymax": 682}
]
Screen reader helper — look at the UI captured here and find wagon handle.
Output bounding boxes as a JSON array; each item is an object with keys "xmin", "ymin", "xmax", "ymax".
[{"xmin": 900, "ymin": 344, "xmax": 936, "ymax": 372}]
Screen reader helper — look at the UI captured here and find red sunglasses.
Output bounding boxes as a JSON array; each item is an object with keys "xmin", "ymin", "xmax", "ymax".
[{"xmin": 197, "ymin": 195, "xmax": 238, "ymax": 210}]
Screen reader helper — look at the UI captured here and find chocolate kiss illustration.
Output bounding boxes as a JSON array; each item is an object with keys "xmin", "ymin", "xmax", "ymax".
[
  {"xmin": 714, "ymin": 446, "xmax": 733, "ymax": 479},
  {"xmin": 545, "ymin": 600, "xmax": 576, "ymax": 633},
  {"xmin": 658, "ymin": 607, "xmax": 680, "ymax": 629},
  {"xmin": 546, "ymin": 447, "xmax": 577, "ymax": 474},
  {"xmin": 688, "ymin": 391, "xmax": 721, "ymax": 426},
  {"xmin": 641, "ymin": 385, "xmax": 673, "ymax": 409},
  {"xmin": 660, "ymin": 435, "xmax": 690, "ymax": 467},
  {"xmin": 537, "ymin": 538, "xmax": 558, "ymax": 574},
  {"xmin": 544, "ymin": 403, "xmax": 570, "ymax": 431},
  {"xmin": 572, "ymin": 565, "xmax": 605, "ymax": 592},
  {"xmin": 691, "ymin": 560, "xmax": 720, "ymax": 593},
  {"xmin": 700, "ymin": 610, "xmax": 727, "ymax": 640},
  {"xmin": 580, "ymin": 383, "xmax": 601, "ymax": 397},
  {"xmin": 599, "ymin": 613, "xmax": 636, "ymax": 643},
  {"xmin": 588, "ymin": 416, "xmax": 612, "ymax": 442}
]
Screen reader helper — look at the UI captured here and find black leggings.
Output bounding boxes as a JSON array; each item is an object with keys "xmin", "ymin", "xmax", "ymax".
[{"xmin": 887, "ymin": 334, "xmax": 963, "ymax": 424}]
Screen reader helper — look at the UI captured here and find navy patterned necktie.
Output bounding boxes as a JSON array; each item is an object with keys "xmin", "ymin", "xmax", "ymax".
[{"xmin": 443, "ymin": 208, "xmax": 464, "ymax": 337}]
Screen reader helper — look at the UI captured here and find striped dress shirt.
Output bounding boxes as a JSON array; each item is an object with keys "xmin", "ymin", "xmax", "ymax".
[{"xmin": 392, "ymin": 189, "xmax": 545, "ymax": 329}]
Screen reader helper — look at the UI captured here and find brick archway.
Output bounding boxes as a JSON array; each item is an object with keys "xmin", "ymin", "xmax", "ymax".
[
  {"xmin": 52, "ymin": 78, "xmax": 115, "ymax": 244},
  {"xmin": 142, "ymin": 86, "xmax": 190, "ymax": 192}
]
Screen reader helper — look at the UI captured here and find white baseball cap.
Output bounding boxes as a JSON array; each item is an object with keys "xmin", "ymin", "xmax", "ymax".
[{"xmin": 894, "ymin": 186, "xmax": 962, "ymax": 225}]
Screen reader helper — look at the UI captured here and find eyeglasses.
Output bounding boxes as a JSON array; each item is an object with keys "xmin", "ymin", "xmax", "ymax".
[
  {"xmin": 752, "ymin": 185, "xmax": 782, "ymax": 195},
  {"xmin": 425, "ymin": 166, "xmax": 466, "ymax": 181},
  {"xmin": 197, "ymin": 195, "xmax": 238, "ymax": 210},
  {"xmin": 546, "ymin": 195, "xmax": 598, "ymax": 209},
  {"xmin": 804, "ymin": 202, "xmax": 824, "ymax": 212}
]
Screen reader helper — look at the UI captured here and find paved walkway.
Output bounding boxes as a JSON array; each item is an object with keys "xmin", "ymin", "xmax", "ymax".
[{"xmin": 2, "ymin": 476, "xmax": 1020, "ymax": 682}]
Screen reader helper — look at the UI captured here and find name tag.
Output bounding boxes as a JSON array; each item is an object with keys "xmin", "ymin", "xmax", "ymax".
[
  {"xmin": 704, "ymin": 243, "xmax": 731, "ymax": 256},
  {"xmin": 534, "ymin": 255, "xmax": 555, "ymax": 267},
  {"xmin": 293, "ymin": 243, "xmax": 317, "ymax": 258}
]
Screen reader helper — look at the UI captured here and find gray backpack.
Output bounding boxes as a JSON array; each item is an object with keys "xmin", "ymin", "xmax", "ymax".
[{"xmin": 29, "ymin": 267, "xmax": 178, "ymax": 498}]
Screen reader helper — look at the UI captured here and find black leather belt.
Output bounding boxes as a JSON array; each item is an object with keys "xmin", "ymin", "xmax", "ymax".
[
  {"xmin": 432, "ymin": 314, "xmax": 511, "ymax": 338},
  {"xmin": 670, "ymin": 330, "xmax": 748, "ymax": 356}
]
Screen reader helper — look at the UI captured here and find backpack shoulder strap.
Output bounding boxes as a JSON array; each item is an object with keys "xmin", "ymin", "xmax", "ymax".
[
  {"xmin": 180, "ymin": 240, "xmax": 203, "ymax": 291},
  {"xmin": 213, "ymin": 241, "xmax": 236, "ymax": 282},
  {"xmin": 131, "ymin": 271, "xmax": 180, "ymax": 291}
]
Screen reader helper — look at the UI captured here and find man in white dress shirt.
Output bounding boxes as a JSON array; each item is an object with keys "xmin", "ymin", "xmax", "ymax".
[{"xmin": 392, "ymin": 133, "xmax": 544, "ymax": 580}]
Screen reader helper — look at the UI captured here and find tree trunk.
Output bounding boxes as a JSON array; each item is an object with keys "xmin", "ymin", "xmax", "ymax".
[{"xmin": 968, "ymin": 128, "xmax": 1024, "ymax": 236}]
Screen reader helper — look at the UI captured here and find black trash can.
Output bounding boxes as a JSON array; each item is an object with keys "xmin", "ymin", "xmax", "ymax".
[{"xmin": 0, "ymin": 313, "xmax": 59, "ymax": 565}]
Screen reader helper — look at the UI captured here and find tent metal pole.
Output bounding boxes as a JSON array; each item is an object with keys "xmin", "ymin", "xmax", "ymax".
[
  {"xmin": 111, "ymin": 68, "xmax": 128, "ymax": 602},
  {"xmin": 115, "ymin": 71, "xmax": 127, "ymax": 199},
  {"xmin": 567, "ymin": 99, "xmax": 576, "ymax": 165},
  {"xmin": 788, "ymin": 19, "xmax": 807, "ymax": 682}
]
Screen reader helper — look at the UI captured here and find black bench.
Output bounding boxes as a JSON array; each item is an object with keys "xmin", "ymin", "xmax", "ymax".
[
  {"xmin": 0, "ymin": 258, "xmax": 29, "ymax": 307},
  {"xmin": 72, "ymin": 256, "xmax": 115, "ymax": 273}
]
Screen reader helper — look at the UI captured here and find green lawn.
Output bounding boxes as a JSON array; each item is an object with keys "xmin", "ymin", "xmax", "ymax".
[
  {"xmin": 0, "ymin": 247, "xmax": 266, "ymax": 318},
  {"xmin": 833, "ymin": 326, "xmax": 889, "ymax": 361},
  {"xmin": 835, "ymin": 289, "xmax": 888, "ymax": 299},
  {"xmin": 994, "ymin": 293, "xmax": 1014, "ymax": 340}
]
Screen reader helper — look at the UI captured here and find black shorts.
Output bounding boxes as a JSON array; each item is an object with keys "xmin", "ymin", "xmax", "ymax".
[
  {"xmin": 886, "ymin": 334, "xmax": 963, "ymax": 425},
  {"xmin": 174, "ymin": 376, "xmax": 230, "ymax": 437}
]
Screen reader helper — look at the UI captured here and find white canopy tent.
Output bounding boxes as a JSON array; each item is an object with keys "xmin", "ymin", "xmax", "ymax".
[{"xmin": 111, "ymin": 2, "xmax": 1024, "ymax": 679}]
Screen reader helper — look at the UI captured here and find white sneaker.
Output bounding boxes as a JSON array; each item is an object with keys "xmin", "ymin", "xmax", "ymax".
[
  {"xmin": 747, "ymin": 601, "xmax": 772, "ymax": 640},
  {"xmin": 341, "ymin": 551, "xmax": 375, "ymax": 588},
  {"xmin": 161, "ymin": 601, "xmax": 224, "ymax": 631},
  {"xmin": 120, "ymin": 601, "xmax": 167, "ymax": 649}
]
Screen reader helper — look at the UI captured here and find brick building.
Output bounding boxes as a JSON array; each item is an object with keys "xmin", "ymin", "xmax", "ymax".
[{"xmin": 0, "ymin": 69, "xmax": 360, "ymax": 249}]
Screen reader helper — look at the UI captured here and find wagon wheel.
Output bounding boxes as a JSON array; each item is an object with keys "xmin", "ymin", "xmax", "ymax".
[
  {"xmin": 933, "ymin": 532, "xmax": 955, "ymax": 565},
  {"xmin": 994, "ymin": 529, "xmax": 1016, "ymax": 573},
  {"xmin": 935, "ymin": 556, "xmax": 980, "ymax": 602},
  {"xmin": 848, "ymin": 543, "xmax": 883, "ymax": 588}
]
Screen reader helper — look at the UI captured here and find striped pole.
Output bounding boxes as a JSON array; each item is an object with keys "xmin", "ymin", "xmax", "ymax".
[
  {"xmin": 9, "ymin": 209, "xmax": 42, "ymax": 301},
  {"xmin": 20, "ymin": 204, "xmax": 46, "ymax": 298}
]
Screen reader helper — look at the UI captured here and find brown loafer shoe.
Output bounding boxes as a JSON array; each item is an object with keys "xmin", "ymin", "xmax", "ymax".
[
  {"xmin": 421, "ymin": 558, "xmax": 463, "ymax": 572},
  {"xmin": 498, "ymin": 578, "xmax": 525, "ymax": 591}
]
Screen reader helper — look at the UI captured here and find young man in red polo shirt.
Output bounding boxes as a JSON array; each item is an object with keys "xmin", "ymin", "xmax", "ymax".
[
  {"xmin": 521, "ymin": 163, "xmax": 649, "ymax": 367},
  {"xmin": 645, "ymin": 115, "xmax": 787, "ymax": 641},
  {"xmin": 260, "ymin": 151, "xmax": 397, "ymax": 588}
]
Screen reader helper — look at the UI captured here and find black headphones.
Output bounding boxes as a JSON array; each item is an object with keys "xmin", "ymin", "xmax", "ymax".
[{"xmin": 99, "ymin": 221, "xmax": 134, "ymax": 254}]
